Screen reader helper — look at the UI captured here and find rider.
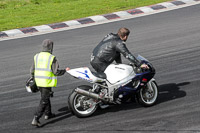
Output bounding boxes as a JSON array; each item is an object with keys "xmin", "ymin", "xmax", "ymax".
[{"xmin": 90, "ymin": 27, "xmax": 148, "ymax": 73}]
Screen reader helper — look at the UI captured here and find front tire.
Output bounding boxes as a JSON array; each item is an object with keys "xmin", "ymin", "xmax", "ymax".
[
  {"xmin": 137, "ymin": 80, "xmax": 158, "ymax": 107},
  {"xmin": 68, "ymin": 85, "xmax": 98, "ymax": 118}
]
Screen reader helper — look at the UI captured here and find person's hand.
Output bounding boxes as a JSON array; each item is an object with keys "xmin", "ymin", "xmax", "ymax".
[
  {"xmin": 66, "ymin": 67, "xmax": 70, "ymax": 71},
  {"xmin": 140, "ymin": 64, "xmax": 149, "ymax": 69}
]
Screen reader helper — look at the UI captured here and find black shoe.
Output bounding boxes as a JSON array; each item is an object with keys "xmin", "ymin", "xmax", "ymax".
[
  {"xmin": 31, "ymin": 116, "xmax": 41, "ymax": 127},
  {"xmin": 44, "ymin": 113, "xmax": 56, "ymax": 120}
]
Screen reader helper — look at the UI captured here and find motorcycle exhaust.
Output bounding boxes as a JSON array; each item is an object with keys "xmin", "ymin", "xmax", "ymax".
[{"xmin": 75, "ymin": 88, "xmax": 107, "ymax": 102}]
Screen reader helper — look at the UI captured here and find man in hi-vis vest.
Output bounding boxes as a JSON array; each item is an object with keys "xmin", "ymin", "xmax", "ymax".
[{"xmin": 30, "ymin": 39, "xmax": 67, "ymax": 127}]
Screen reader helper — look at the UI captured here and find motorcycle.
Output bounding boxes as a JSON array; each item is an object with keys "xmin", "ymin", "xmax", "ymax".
[{"xmin": 67, "ymin": 55, "xmax": 158, "ymax": 118}]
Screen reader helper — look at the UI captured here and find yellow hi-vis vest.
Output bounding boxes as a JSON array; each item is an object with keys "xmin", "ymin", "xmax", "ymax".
[{"xmin": 34, "ymin": 52, "xmax": 57, "ymax": 87}]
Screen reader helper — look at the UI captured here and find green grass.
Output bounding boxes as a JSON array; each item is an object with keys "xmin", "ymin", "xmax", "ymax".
[{"xmin": 0, "ymin": 0, "xmax": 170, "ymax": 31}]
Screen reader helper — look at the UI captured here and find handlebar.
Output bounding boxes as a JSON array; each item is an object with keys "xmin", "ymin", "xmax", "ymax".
[{"xmin": 130, "ymin": 62, "xmax": 155, "ymax": 74}]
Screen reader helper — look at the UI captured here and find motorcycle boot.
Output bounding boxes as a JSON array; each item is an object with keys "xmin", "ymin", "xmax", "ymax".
[{"xmin": 31, "ymin": 116, "xmax": 41, "ymax": 127}]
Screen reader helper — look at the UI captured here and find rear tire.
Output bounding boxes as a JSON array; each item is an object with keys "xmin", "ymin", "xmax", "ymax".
[
  {"xmin": 137, "ymin": 80, "xmax": 158, "ymax": 107},
  {"xmin": 68, "ymin": 85, "xmax": 98, "ymax": 118}
]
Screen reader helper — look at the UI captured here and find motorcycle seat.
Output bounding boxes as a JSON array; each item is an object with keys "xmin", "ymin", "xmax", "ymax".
[{"xmin": 92, "ymin": 71, "xmax": 107, "ymax": 79}]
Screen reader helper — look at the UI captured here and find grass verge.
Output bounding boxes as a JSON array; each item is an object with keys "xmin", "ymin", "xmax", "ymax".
[{"xmin": 0, "ymin": 0, "xmax": 170, "ymax": 31}]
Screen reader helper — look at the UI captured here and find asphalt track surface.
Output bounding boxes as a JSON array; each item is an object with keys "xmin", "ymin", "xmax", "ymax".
[{"xmin": 0, "ymin": 4, "xmax": 200, "ymax": 133}]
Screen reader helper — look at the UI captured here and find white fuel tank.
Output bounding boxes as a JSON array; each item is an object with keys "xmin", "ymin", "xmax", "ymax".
[{"xmin": 104, "ymin": 64, "xmax": 134, "ymax": 84}]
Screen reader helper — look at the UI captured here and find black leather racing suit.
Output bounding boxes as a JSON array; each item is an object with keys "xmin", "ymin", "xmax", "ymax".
[{"xmin": 90, "ymin": 33, "xmax": 141, "ymax": 73}]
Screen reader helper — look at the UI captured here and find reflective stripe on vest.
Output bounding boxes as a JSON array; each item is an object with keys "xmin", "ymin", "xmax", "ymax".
[{"xmin": 34, "ymin": 52, "xmax": 57, "ymax": 87}]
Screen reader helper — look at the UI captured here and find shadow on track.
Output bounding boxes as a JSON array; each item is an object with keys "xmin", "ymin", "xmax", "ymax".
[
  {"xmin": 40, "ymin": 106, "xmax": 73, "ymax": 127},
  {"xmin": 157, "ymin": 82, "xmax": 189, "ymax": 104},
  {"xmin": 41, "ymin": 82, "xmax": 188, "ymax": 121},
  {"xmin": 93, "ymin": 82, "xmax": 189, "ymax": 117}
]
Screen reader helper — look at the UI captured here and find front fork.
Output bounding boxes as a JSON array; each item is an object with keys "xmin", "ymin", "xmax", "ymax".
[{"xmin": 137, "ymin": 79, "xmax": 155, "ymax": 99}]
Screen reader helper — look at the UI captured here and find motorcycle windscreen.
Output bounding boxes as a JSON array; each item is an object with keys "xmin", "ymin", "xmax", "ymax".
[{"xmin": 104, "ymin": 64, "xmax": 135, "ymax": 84}]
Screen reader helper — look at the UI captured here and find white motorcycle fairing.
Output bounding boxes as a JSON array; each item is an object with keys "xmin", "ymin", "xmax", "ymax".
[
  {"xmin": 67, "ymin": 67, "xmax": 104, "ymax": 83},
  {"xmin": 104, "ymin": 64, "xmax": 136, "ymax": 84},
  {"xmin": 67, "ymin": 64, "xmax": 136, "ymax": 85}
]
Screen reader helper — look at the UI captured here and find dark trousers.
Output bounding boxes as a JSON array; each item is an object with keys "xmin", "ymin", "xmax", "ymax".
[
  {"xmin": 90, "ymin": 57, "xmax": 108, "ymax": 73},
  {"xmin": 35, "ymin": 87, "xmax": 52, "ymax": 119}
]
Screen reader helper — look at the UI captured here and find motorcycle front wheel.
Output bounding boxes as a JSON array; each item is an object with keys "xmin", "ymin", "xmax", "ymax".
[
  {"xmin": 68, "ymin": 85, "xmax": 98, "ymax": 118},
  {"xmin": 137, "ymin": 80, "xmax": 158, "ymax": 107}
]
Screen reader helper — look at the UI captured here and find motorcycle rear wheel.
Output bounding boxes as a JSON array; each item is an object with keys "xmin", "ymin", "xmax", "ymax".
[
  {"xmin": 68, "ymin": 85, "xmax": 98, "ymax": 118},
  {"xmin": 137, "ymin": 80, "xmax": 158, "ymax": 107}
]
